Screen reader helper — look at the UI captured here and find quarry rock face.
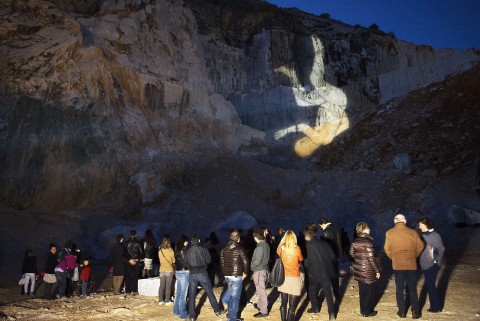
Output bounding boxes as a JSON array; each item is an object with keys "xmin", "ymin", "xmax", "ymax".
[
  {"xmin": 0, "ymin": 0, "xmax": 264, "ymax": 210},
  {"xmin": 0, "ymin": 0, "xmax": 478, "ymax": 211}
]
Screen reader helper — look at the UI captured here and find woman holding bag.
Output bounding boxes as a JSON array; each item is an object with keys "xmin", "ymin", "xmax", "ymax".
[{"xmin": 277, "ymin": 230, "xmax": 304, "ymax": 321}]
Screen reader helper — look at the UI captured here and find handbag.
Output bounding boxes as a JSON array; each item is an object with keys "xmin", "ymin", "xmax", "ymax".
[
  {"xmin": 19, "ymin": 275, "xmax": 26, "ymax": 285},
  {"xmin": 269, "ymin": 251, "xmax": 285, "ymax": 287}
]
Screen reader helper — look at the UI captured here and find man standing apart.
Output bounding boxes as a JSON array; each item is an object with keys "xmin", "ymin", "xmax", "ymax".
[
  {"xmin": 318, "ymin": 217, "xmax": 342, "ymax": 300},
  {"xmin": 384, "ymin": 214, "xmax": 424, "ymax": 319},
  {"xmin": 251, "ymin": 228, "xmax": 270, "ymax": 318},
  {"xmin": 220, "ymin": 230, "xmax": 249, "ymax": 321},
  {"xmin": 304, "ymin": 225, "xmax": 338, "ymax": 320},
  {"xmin": 185, "ymin": 234, "xmax": 223, "ymax": 321}
]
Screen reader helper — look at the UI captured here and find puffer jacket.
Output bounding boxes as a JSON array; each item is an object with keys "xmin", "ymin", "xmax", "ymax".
[
  {"xmin": 125, "ymin": 238, "xmax": 145, "ymax": 260},
  {"xmin": 221, "ymin": 240, "xmax": 249, "ymax": 277},
  {"xmin": 349, "ymin": 233, "xmax": 380, "ymax": 284}
]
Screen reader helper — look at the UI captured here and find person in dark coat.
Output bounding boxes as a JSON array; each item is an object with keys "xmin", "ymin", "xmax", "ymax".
[
  {"xmin": 303, "ymin": 227, "xmax": 337, "ymax": 320},
  {"xmin": 43, "ymin": 243, "xmax": 58, "ymax": 299},
  {"xmin": 124, "ymin": 230, "xmax": 145, "ymax": 294},
  {"xmin": 349, "ymin": 222, "xmax": 381, "ymax": 317},
  {"xmin": 184, "ymin": 234, "xmax": 223, "ymax": 321},
  {"xmin": 112, "ymin": 233, "xmax": 127, "ymax": 294},
  {"xmin": 318, "ymin": 217, "xmax": 342, "ymax": 301}
]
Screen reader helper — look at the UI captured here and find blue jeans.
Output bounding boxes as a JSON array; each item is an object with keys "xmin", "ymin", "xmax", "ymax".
[
  {"xmin": 81, "ymin": 280, "xmax": 88, "ymax": 296},
  {"xmin": 55, "ymin": 271, "xmax": 67, "ymax": 297},
  {"xmin": 174, "ymin": 271, "xmax": 189, "ymax": 318},
  {"xmin": 423, "ymin": 264, "xmax": 441, "ymax": 311},
  {"xmin": 188, "ymin": 272, "xmax": 220, "ymax": 318},
  {"xmin": 222, "ymin": 276, "xmax": 243, "ymax": 321},
  {"xmin": 394, "ymin": 270, "xmax": 419, "ymax": 313}
]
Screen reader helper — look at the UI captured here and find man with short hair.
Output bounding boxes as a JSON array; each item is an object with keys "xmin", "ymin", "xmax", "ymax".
[
  {"xmin": 251, "ymin": 228, "xmax": 270, "ymax": 318},
  {"xmin": 384, "ymin": 214, "xmax": 425, "ymax": 319},
  {"xmin": 221, "ymin": 230, "xmax": 249, "ymax": 321},
  {"xmin": 185, "ymin": 234, "xmax": 223, "ymax": 321},
  {"xmin": 318, "ymin": 217, "xmax": 342, "ymax": 300},
  {"xmin": 124, "ymin": 230, "xmax": 144, "ymax": 294},
  {"xmin": 304, "ymin": 227, "xmax": 338, "ymax": 320}
]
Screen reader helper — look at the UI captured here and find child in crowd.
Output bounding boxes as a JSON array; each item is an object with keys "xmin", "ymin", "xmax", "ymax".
[{"xmin": 79, "ymin": 259, "xmax": 92, "ymax": 298}]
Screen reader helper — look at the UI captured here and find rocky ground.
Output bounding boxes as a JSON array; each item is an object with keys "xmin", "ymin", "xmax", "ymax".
[{"xmin": 1, "ymin": 228, "xmax": 479, "ymax": 321}]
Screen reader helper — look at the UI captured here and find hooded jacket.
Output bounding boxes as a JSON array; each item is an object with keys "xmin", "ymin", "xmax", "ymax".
[{"xmin": 221, "ymin": 240, "xmax": 249, "ymax": 277}]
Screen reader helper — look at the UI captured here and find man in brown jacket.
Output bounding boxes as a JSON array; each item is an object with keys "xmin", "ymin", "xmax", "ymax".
[{"xmin": 384, "ymin": 214, "xmax": 425, "ymax": 319}]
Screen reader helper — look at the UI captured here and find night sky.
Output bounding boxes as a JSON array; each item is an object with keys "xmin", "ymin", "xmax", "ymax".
[{"xmin": 266, "ymin": 0, "xmax": 480, "ymax": 50}]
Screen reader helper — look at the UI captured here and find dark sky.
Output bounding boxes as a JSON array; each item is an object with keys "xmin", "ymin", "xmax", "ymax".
[{"xmin": 266, "ymin": 0, "xmax": 480, "ymax": 50}]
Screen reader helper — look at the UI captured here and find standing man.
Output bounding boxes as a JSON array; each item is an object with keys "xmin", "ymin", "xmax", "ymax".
[
  {"xmin": 112, "ymin": 233, "xmax": 127, "ymax": 294},
  {"xmin": 185, "ymin": 234, "xmax": 223, "ymax": 321},
  {"xmin": 251, "ymin": 228, "xmax": 270, "ymax": 318},
  {"xmin": 304, "ymin": 224, "xmax": 338, "ymax": 320},
  {"xmin": 125, "ymin": 230, "xmax": 144, "ymax": 295},
  {"xmin": 221, "ymin": 230, "xmax": 249, "ymax": 321},
  {"xmin": 384, "ymin": 214, "xmax": 424, "ymax": 319},
  {"xmin": 318, "ymin": 217, "xmax": 342, "ymax": 300}
]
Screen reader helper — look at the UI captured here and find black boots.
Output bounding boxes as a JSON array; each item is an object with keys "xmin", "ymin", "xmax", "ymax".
[
  {"xmin": 280, "ymin": 307, "xmax": 287, "ymax": 321},
  {"xmin": 287, "ymin": 309, "xmax": 295, "ymax": 321}
]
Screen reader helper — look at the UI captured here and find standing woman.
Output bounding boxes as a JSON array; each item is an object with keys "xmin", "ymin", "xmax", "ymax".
[
  {"xmin": 142, "ymin": 229, "xmax": 156, "ymax": 278},
  {"xmin": 21, "ymin": 250, "xmax": 38, "ymax": 296},
  {"xmin": 277, "ymin": 230, "xmax": 304, "ymax": 321},
  {"xmin": 43, "ymin": 243, "xmax": 58, "ymax": 299},
  {"xmin": 418, "ymin": 217, "xmax": 445, "ymax": 313},
  {"xmin": 349, "ymin": 222, "xmax": 381, "ymax": 317},
  {"xmin": 173, "ymin": 235, "xmax": 189, "ymax": 318},
  {"xmin": 158, "ymin": 235, "xmax": 176, "ymax": 305}
]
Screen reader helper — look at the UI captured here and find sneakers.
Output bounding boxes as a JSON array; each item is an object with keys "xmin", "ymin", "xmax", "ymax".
[
  {"xmin": 165, "ymin": 301, "xmax": 173, "ymax": 306},
  {"xmin": 253, "ymin": 312, "xmax": 269, "ymax": 318},
  {"xmin": 158, "ymin": 301, "xmax": 165, "ymax": 305},
  {"xmin": 215, "ymin": 308, "xmax": 225, "ymax": 316}
]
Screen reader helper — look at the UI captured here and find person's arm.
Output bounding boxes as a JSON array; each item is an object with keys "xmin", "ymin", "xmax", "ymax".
[
  {"xmin": 366, "ymin": 242, "xmax": 380, "ymax": 276},
  {"xmin": 276, "ymin": 241, "xmax": 284, "ymax": 256},
  {"xmin": 435, "ymin": 234, "xmax": 445, "ymax": 264},
  {"xmin": 240, "ymin": 248, "xmax": 249, "ymax": 278},
  {"xmin": 297, "ymin": 247, "xmax": 304, "ymax": 262},
  {"xmin": 415, "ymin": 232, "xmax": 425, "ymax": 258},
  {"xmin": 250, "ymin": 247, "xmax": 260, "ymax": 270},
  {"xmin": 384, "ymin": 232, "xmax": 391, "ymax": 259}
]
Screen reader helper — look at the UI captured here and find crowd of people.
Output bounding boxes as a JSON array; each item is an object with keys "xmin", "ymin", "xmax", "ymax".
[{"xmin": 20, "ymin": 214, "xmax": 445, "ymax": 321}]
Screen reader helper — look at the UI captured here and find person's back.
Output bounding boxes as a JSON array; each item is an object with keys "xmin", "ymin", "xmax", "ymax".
[
  {"xmin": 185, "ymin": 243, "xmax": 210, "ymax": 274},
  {"xmin": 384, "ymin": 214, "xmax": 424, "ymax": 319},
  {"xmin": 221, "ymin": 239, "xmax": 249, "ymax": 277},
  {"xmin": 385, "ymin": 221, "xmax": 424, "ymax": 270},
  {"xmin": 304, "ymin": 238, "xmax": 337, "ymax": 282}
]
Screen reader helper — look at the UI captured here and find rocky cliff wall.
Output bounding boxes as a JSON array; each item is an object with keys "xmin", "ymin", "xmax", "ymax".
[
  {"xmin": 189, "ymin": 2, "xmax": 479, "ymax": 139},
  {"xmin": 0, "ymin": 0, "xmax": 264, "ymax": 210}
]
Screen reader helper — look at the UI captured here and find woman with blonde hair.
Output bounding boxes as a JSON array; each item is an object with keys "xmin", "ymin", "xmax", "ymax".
[
  {"xmin": 158, "ymin": 235, "xmax": 175, "ymax": 305},
  {"xmin": 277, "ymin": 230, "xmax": 304, "ymax": 321},
  {"xmin": 349, "ymin": 222, "xmax": 380, "ymax": 317}
]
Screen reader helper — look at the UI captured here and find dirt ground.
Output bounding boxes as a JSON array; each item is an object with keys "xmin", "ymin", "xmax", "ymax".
[{"xmin": 1, "ymin": 240, "xmax": 479, "ymax": 321}]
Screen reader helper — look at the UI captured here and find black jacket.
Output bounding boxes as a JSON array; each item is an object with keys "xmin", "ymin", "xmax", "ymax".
[
  {"xmin": 21, "ymin": 255, "xmax": 38, "ymax": 274},
  {"xmin": 322, "ymin": 224, "xmax": 342, "ymax": 259},
  {"xmin": 125, "ymin": 238, "xmax": 145, "ymax": 260},
  {"xmin": 143, "ymin": 239, "xmax": 156, "ymax": 259},
  {"xmin": 112, "ymin": 242, "xmax": 127, "ymax": 276},
  {"xmin": 45, "ymin": 252, "xmax": 58, "ymax": 274},
  {"xmin": 184, "ymin": 243, "xmax": 210, "ymax": 274},
  {"xmin": 175, "ymin": 247, "xmax": 189, "ymax": 271},
  {"xmin": 221, "ymin": 240, "xmax": 249, "ymax": 277},
  {"xmin": 304, "ymin": 238, "xmax": 337, "ymax": 284}
]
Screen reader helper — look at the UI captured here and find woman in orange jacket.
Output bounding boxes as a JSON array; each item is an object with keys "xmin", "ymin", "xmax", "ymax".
[{"xmin": 277, "ymin": 230, "xmax": 304, "ymax": 321}]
